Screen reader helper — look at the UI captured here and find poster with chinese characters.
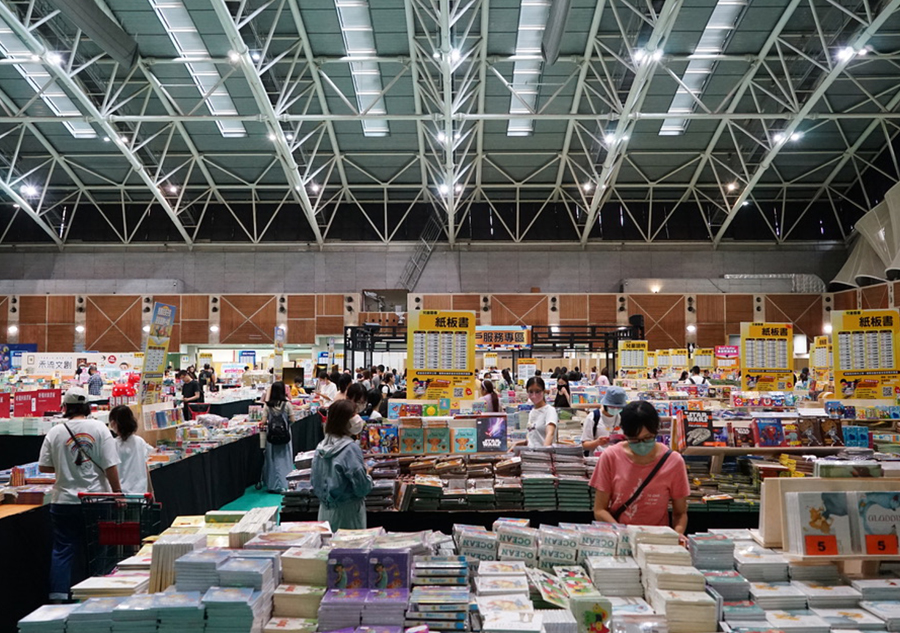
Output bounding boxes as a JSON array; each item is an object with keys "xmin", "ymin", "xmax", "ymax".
[
  {"xmin": 831, "ymin": 309, "xmax": 900, "ymax": 399},
  {"xmin": 274, "ymin": 327, "xmax": 285, "ymax": 381},
  {"xmin": 140, "ymin": 303, "xmax": 177, "ymax": 405},
  {"xmin": 516, "ymin": 358, "xmax": 536, "ymax": 385},
  {"xmin": 691, "ymin": 348, "xmax": 714, "ymax": 369},
  {"xmin": 618, "ymin": 340, "xmax": 648, "ymax": 378},
  {"xmin": 740, "ymin": 322, "xmax": 794, "ymax": 391},
  {"xmin": 715, "ymin": 345, "xmax": 740, "ymax": 371},
  {"xmin": 475, "ymin": 326, "xmax": 531, "ymax": 350},
  {"xmin": 407, "ymin": 310, "xmax": 476, "ymax": 400},
  {"xmin": 810, "ymin": 335, "xmax": 832, "ymax": 389}
]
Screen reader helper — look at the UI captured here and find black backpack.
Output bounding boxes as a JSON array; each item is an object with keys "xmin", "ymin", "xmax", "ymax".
[{"xmin": 267, "ymin": 405, "xmax": 291, "ymax": 445}]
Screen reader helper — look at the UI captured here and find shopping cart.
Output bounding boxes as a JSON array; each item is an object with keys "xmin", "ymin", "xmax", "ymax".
[{"xmin": 79, "ymin": 492, "xmax": 162, "ymax": 576}]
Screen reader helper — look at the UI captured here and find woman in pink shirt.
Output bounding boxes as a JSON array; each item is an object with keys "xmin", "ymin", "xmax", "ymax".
[{"xmin": 590, "ymin": 400, "xmax": 690, "ymax": 538}]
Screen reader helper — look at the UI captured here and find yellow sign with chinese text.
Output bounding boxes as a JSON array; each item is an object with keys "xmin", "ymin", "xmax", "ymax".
[
  {"xmin": 407, "ymin": 310, "xmax": 477, "ymax": 400},
  {"xmin": 740, "ymin": 322, "xmax": 794, "ymax": 391},
  {"xmin": 832, "ymin": 309, "xmax": 900, "ymax": 399}
]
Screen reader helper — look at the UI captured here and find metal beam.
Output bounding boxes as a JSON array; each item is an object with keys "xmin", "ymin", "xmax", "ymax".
[
  {"xmin": 211, "ymin": 0, "xmax": 324, "ymax": 245},
  {"xmin": 0, "ymin": 0, "xmax": 195, "ymax": 246},
  {"xmin": 578, "ymin": 0, "xmax": 685, "ymax": 244},
  {"xmin": 712, "ymin": 0, "xmax": 900, "ymax": 245}
]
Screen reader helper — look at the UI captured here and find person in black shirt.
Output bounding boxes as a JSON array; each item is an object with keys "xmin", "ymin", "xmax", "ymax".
[
  {"xmin": 198, "ymin": 363, "xmax": 216, "ymax": 392},
  {"xmin": 178, "ymin": 370, "xmax": 203, "ymax": 420}
]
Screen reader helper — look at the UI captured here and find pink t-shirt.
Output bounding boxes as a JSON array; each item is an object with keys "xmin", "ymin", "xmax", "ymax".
[{"xmin": 589, "ymin": 443, "xmax": 690, "ymax": 527}]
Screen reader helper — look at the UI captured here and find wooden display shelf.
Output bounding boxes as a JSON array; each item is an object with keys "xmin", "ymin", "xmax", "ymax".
[{"xmin": 682, "ymin": 446, "xmax": 842, "ymax": 474}]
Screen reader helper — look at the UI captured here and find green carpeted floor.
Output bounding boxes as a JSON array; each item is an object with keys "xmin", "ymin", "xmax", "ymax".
[{"xmin": 219, "ymin": 485, "xmax": 282, "ymax": 511}]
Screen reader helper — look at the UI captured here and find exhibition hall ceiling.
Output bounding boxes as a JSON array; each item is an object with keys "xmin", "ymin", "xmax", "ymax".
[{"xmin": 0, "ymin": 0, "xmax": 898, "ymax": 247}]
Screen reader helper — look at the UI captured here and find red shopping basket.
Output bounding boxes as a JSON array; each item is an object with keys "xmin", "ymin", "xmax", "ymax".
[{"xmin": 79, "ymin": 493, "xmax": 162, "ymax": 575}]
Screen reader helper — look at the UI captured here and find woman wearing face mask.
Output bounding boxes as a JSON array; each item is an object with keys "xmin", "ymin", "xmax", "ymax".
[
  {"xmin": 316, "ymin": 370, "xmax": 338, "ymax": 404},
  {"xmin": 553, "ymin": 375, "xmax": 571, "ymax": 408},
  {"xmin": 263, "ymin": 381, "xmax": 298, "ymax": 493},
  {"xmin": 525, "ymin": 377, "xmax": 558, "ymax": 448},
  {"xmin": 581, "ymin": 386, "xmax": 628, "ymax": 454},
  {"xmin": 311, "ymin": 399, "xmax": 373, "ymax": 531},
  {"xmin": 590, "ymin": 400, "xmax": 690, "ymax": 537}
]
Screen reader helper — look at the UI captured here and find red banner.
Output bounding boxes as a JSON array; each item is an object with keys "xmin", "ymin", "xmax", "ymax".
[
  {"xmin": 36, "ymin": 389, "xmax": 61, "ymax": 415},
  {"xmin": 13, "ymin": 392, "xmax": 36, "ymax": 417},
  {"xmin": 0, "ymin": 393, "xmax": 9, "ymax": 418}
]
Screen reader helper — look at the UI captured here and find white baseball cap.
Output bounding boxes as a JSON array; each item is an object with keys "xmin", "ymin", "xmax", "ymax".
[{"xmin": 62, "ymin": 387, "xmax": 89, "ymax": 405}]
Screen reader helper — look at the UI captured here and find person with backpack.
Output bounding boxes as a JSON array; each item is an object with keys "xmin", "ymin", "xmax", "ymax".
[
  {"xmin": 263, "ymin": 381, "xmax": 296, "ymax": 493},
  {"xmin": 581, "ymin": 386, "xmax": 628, "ymax": 454},
  {"xmin": 688, "ymin": 365, "xmax": 708, "ymax": 385}
]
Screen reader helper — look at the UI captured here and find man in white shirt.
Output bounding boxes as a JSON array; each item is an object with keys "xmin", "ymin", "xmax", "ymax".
[
  {"xmin": 688, "ymin": 366, "xmax": 708, "ymax": 385},
  {"xmin": 39, "ymin": 387, "xmax": 121, "ymax": 601},
  {"xmin": 581, "ymin": 386, "xmax": 628, "ymax": 454},
  {"xmin": 316, "ymin": 370, "xmax": 338, "ymax": 404}
]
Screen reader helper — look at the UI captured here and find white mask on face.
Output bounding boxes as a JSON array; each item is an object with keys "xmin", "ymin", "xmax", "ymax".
[{"xmin": 349, "ymin": 414, "xmax": 365, "ymax": 436}]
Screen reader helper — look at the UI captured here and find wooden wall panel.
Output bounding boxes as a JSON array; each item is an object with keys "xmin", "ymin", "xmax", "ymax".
[
  {"xmin": 725, "ymin": 294, "xmax": 754, "ymax": 339},
  {"xmin": 18, "ymin": 296, "xmax": 46, "ymax": 351},
  {"xmin": 316, "ymin": 316, "xmax": 344, "ymax": 336},
  {"xmin": 588, "ymin": 295, "xmax": 618, "ymax": 325},
  {"xmin": 833, "ymin": 289, "xmax": 858, "ymax": 311},
  {"xmin": 85, "ymin": 295, "xmax": 143, "ymax": 351},
  {"xmin": 559, "ymin": 295, "xmax": 588, "ymax": 325},
  {"xmin": 287, "ymin": 320, "xmax": 315, "ymax": 345},
  {"xmin": 452, "ymin": 295, "xmax": 481, "ymax": 325},
  {"xmin": 491, "ymin": 294, "xmax": 548, "ymax": 326},
  {"xmin": 421, "ymin": 295, "xmax": 453, "ymax": 310},
  {"xmin": 696, "ymin": 295, "xmax": 725, "ymax": 348},
  {"xmin": 180, "ymin": 295, "xmax": 209, "ymax": 345},
  {"xmin": 219, "ymin": 295, "xmax": 276, "ymax": 345},
  {"xmin": 317, "ymin": 294, "xmax": 343, "ymax": 316},
  {"xmin": 627, "ymin": 295, "xmax": 686, "ymax": 350},
  {"xmin": 861, "ymin": 284, "xmax": 889, "ymax": 309},
  {"xmin": 46, "ymin": 296, "xmax": 75, "ymax": 352},
  {"xmin": 288, "ymin": 295, "xmax": 316, "ymax": 319},
  {"xmin": 359, "ymin": 312, "xmax": 403, "ymax": 327},
  {"xmin": 0, "ymin": 297, "xmax": 7, "ymax": 342},
  {"xmin": 764, "ymin": 294, "xmax": 823, "ymax": 340}
]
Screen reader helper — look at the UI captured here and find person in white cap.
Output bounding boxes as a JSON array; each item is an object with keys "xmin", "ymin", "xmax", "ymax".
[
  {"xmin": 581, "ymin": 386, "xmax": 628, "ymax": 454},
  {"xmin": 38, "ymin": 387, "xmax": 121, "ymax": 602}
]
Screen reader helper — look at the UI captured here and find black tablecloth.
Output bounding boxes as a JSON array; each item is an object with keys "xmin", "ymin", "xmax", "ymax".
[
  {"xmin": 292, "ymin": 412, "xmax": 324, "ymax": 455},
  {"xmin": 0, "ymin": 435, "xmax": 44, "ymax": 469},
  {"xmin": 0, "ymin": 506, "xmax": 51, "ymax": 633},
  {"xmin": 191, "ymin": 398, "xmax": 256, "ymax": 419}
]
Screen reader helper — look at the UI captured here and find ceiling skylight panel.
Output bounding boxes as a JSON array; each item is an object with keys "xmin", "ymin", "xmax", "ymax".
[
  {"xmin": 507, "ymin": 0, "xmax": 550, "ymax": 137},
  {"xmin": 0, "ymin": 26, "xmax": 95, "ymax": 138},
  {"xmin": 149, "ymin": 0, "xmax": 246, "ymax": 138},
  {"xmin": 660, "ymin": 0, "xmax": 746, "ymax": 136},
  {"xmin": 335, "ymin": 0, "xmax": 388, "ymax": 136}
]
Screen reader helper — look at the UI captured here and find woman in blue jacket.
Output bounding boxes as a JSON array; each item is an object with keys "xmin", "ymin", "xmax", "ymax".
[{"xmin": 311, "ymin": 399, "xmax": 373, "ymax": 530}]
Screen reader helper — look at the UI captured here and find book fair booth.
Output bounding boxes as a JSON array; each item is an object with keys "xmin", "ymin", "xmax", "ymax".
[{"xmin": 2, "ymin": 288, "xmax": 900, "ymax": 633}]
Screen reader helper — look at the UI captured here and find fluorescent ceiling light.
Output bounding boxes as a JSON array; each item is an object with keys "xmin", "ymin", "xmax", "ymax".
[
  {"xmin": 149, "ymin": 0, "xmax": 246, "ymax": 138},
  {"xmin": 335, "ymin": 0, "xmax": 389, "ymax": 137},
  {"xmin": 507, "ymin": 0, "xmax": 551, "ymax": 137},
  {"xmin": 660, "ymin": 1, "xmax": 747, "ymax": 136},
  {"xmin": 0, "ymin": 27, "xmax": 95, "ymax": 138}
]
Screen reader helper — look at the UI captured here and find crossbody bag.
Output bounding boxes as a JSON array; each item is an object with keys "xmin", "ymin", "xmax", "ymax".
[
  {"xmin": 610, "ymin": 449, "xmax": 673, "ymax": 521},
  {"xmin": 63, "ymin": 422, "xmax": 97, "ymax": 468}
]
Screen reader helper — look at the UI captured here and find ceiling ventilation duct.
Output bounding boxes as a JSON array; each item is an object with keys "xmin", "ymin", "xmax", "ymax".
[
  {"xmin": 855, "ymin": 200, "xmax": 895, "ymax": 270},
  {"xmin": 884, "ymin": 183, "xmax": 900, "ymax": 279}
]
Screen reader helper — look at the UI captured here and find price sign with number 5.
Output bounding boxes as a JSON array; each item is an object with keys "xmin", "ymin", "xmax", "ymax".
[
  {"xmin": 866, "ymin": 534, "xmax": 899, "ymax": 556},
  {"xmin": 805, "ymin": 535, "xmax": 839, "ymax": 556}
]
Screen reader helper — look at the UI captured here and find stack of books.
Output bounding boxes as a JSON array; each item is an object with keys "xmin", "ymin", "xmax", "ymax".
[
  {"xmin": 607, "ymin": 597, "xmax": 655, "ymax": 617},
  {"xmin": 852, "ymin": 579, "xmax": 900, "ymax": 601},
  {"xmin": 792, "ymin": 581, "xmax": 862, "ymax": 608},
  {"xmin": 155, "ymin": 592, "xmax": 205, "ymax": 633},
  {"xmin": 281, "ymin": 548, "xmax": 329, "ymax": 586},
  {"xmin": 17, "ymin": 604, "xmax": 78, "ymax": 633},
  {"xmin": 366, "ymin": 480, "xmax": 397, "ymax": 510},
  {"xmin": 149, "ymin": 533, "xmax": 207, "ymax": 592},
  {"xmin": 553, "ymin": 566, "xmax": 599, "ymax": 599},
  {"xmin": 720, "ymin": 599, "xmax": 766, "ymax": 626},
  {"xmin": 635, "ymin": 543, "xmax": 692, "ymax": 567},
  {"xmin": 702, "ymin": 570, "xmax": 751, "ymax": 601},
  {"xmin": 262, "ymin": 617, "xmax": 318, "ymax": 633},
  {"xmin": 411, "ymin": 476, "xmax": 443, "ymax": 510},
  {"xmin": 646, "ymin": 589, "xmax": 717, "ymax": 633},
  {"xmin": 66, "ymin": 598, "xmax": 121, "ymax": 633},
  {"xmin": 273, "ymin": 585, "xmax": 327, "ymax": 619},
  {"xmin": 764, "ymin": 609, "xmax": 830, "ymax": 633},
  {"xmin": 789, "ymin": 562, "xmax": 840, "ymax": 584},
  {"xmin": 521, "ymin": 474, "xmax": 557, "ymax": 510},
  {"xmin": 536, "ymin": 608, "xmax": 577, "ymax": 633},
  {"xmin": 316, "ymin": 589, "xmax": 367, "ymax": 630},
  {"xmin": 749, "ymin": 582, "xmax": 808, "ymax": 610},
  {"xmin": 555, "ymin": 476, "xmax": 592, "ymax": 511},
  {"xmin": 111, "ymin": 594, "xmax": 158, "ymax": 633},
  {"xmin": 810, "ymin": 607, "xmax": 887, "ymax": 630},
  {"xmin": 71, "ymin": 572, "xmax": 150, "ymax": 600},
  {"xmin": 520, "ymin": 449, "xmax": 553, "ymax": 474},
  {"xmin": 860, "ymin": 601, "xmax": 900, "ymax": 629},
  {"xmin": 688, "ymin": 533, "xmax": 734, "ymax": 570},
  {"xmin": 281, "ymin": 484, "xmax": 318, "ymax": 514},
  {"xmin": 174, "ymin": 549, "xmax": 231, "ymax": 592},
  {"xmin": 360, "ymin": 589, "xmax": 409, "ymax": 626},
  {"xmin": 243, "ymin": 531, "xmax": 320, "ymax": 551},
  {"xmin": 411, "ymin": 555, "xmax": 469, "ymax": 587},
  {"xmin": 734, "ymin": 545, "xmax": 789, "ymax": 582},
  {"xmin": 631, "ymin": 526, "xmax": 680, "ymax": 546},
  {"xmin": 494, "ymin": 478, "xmax": 524, "ymax": 509},
  {"xmin": 642, "ymin": 564, "xmax": 705, "ymax": 593},
  {"xmin": 408, "ymin": 587, "xmax": 472, "ymax": 630},
  {"xmin": 203, "ymin": 586, "xmax": 272, "ymax": 633},
  {"xmin": 218, "ymin": 557, "xmax": 277, "ymax": 593},
  {"xmin": 584, "ymin": 556, "xmax": 641, "ymax": 597}
]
